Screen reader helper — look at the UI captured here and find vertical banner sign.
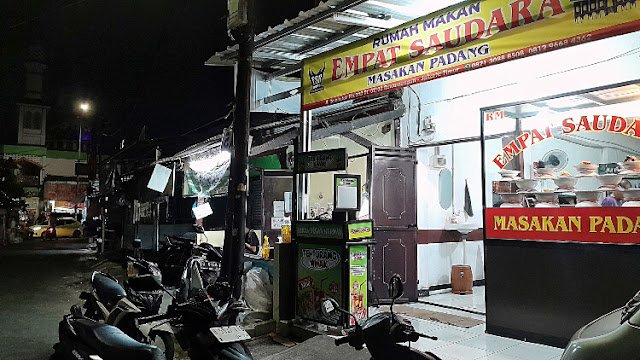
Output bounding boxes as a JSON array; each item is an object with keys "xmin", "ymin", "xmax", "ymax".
[
  {"xmin": 302, "ymin": 0, "xmax": 640, "ymax": 110},
  {"xmin": 349, "ymin": 245, "xmax": 368, "ymax": 326}
]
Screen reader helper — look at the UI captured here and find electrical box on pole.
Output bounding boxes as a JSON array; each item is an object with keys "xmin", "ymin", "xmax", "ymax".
[{"xmin": 227, "ymin": 0, "xmax": 248, "ymax": 30}]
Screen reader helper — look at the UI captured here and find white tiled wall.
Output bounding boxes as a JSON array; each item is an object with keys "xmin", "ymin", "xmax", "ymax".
[{"xmin": 418, "ymin": 241, "xmax": 485, "ymax": 289}]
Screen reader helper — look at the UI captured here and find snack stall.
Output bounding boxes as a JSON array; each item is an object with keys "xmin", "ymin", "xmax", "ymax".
[
  {"xmin": 293, "ymin": 150, "xmax": 375, "ymax": 327},
  {"xmin": 482, "ymin": 82, "xmax": 640, "ymax": 347},
  {"xmin": 295, "ymin": 219, "xmax": 374, "ymax": 327}
]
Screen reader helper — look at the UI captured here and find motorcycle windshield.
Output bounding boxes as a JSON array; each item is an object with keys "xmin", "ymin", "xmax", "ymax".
[
  {"xmin": 362, "ymin": 312, "xmax": 390, "ymax": 330},
  {"xmin": 573, "ymin": 308, "xmax": 623, "ymax": 340}
]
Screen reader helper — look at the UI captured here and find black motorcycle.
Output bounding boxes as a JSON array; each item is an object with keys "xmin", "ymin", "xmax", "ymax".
[
  {"xmin": 138, "ymin": 281, "xmax": 253, "ymax": 360},
  {"xmin": 80, "ymin": 258, "xmax": 174, "ymax": 359},
  {"xmin": 156, "ymin": 225, "xmax": 222, "ymax": 288},
  {"xmin": 52, "ymin": 305, "xmax": 165, "ymax": 360},
  {"xmin": 322, "ymin": 274, "xmax": 442, "ymax": 360}
]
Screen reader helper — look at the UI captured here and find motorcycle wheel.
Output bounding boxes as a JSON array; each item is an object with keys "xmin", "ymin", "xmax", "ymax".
[{"xmin": 150, "ymin": 332, "xmax": 175, "ymax": 360}]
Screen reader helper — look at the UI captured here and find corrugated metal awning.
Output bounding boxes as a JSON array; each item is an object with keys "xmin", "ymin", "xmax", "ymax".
[{"xmin": 206, "ymin": 0, "xmax": 465, "ymax": 79}]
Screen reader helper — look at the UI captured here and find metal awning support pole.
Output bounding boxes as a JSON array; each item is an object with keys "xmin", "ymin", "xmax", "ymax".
[
  {"xmin": 154, "ymin": 147, "xmax": 161, "ymax": 252},
  {"xmin": 222, "ymin": 0, "xmax": 255, "ymax": 299},
  {"xmin": 296, "ymin": 110, "xmax": 312, "ymax": 221}
]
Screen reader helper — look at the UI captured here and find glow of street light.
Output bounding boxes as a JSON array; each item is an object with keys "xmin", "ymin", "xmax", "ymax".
[{"xmin": 79, "ymin": 102, "xmax": 90, "ymax": 112}]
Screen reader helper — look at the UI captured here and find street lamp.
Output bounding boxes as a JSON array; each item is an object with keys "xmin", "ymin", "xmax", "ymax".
[{"xmin": 77, "ymin": 101, "xmax": 91, "ymax": 158}]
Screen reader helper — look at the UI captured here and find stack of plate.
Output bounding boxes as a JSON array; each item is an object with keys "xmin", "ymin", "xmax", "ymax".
[
  {"xmin": 622, "ymin": 189, "xmax": 640, "ymax": 207},
  {"xmin": 553, "ymin": 176, "xmax": 578, "ymax": 191},
  {"xmin": 535, "ymin": 168, "xmax": 556, "ymax": 179},
  {"xmin": 574, "ymin": 163, "xmax": 599, "ymax": 177},
  {"xmin": 515, "ymin": 179, "xmax": 539, "ymax": 193},
  {"xmin": 619, "ymin": 161, "xmax": 640, "ymax": 175},
  {"xmin": 498, "ymin": 169, "xmax": 520, "ymax": 180},
  {"xmin": 534, "ymin": 192, "xmax": 559, "ymax": 208},
  {"xmin": 597, "ymin": 174, "xmax": 623, "ymax": 190},
  {"xmin": 499, "ymin": 193, "xmax": 524, "ymax": 208},
  {"xmin": 574, "ymin": 190, "xmax": 603, "ymax": 208}
]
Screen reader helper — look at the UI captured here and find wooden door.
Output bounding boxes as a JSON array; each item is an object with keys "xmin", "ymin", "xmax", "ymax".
[{"xmin": 369, "ymin": 147, "xmax": 418, "ymax": 301}]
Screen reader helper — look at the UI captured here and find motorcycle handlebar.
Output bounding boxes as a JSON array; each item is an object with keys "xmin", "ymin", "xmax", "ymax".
[
  {"xmin": 417, "ymin": 333, "xmax": 438, "ymax": 341},
  {"xmin": 137, "ymin": 312, "xmax": 171, "ymax": 325}
]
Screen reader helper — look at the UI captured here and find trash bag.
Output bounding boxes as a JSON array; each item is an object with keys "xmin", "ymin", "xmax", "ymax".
[{"xmin": 242, "ymin": 267, "xmax": 273, "ymax": 316}]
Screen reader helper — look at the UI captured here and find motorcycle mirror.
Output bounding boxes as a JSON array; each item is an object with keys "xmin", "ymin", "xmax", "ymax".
[
  {"xmin": 70, "ymin": 304, "xmax": 83, "ymax": 318},
  {"xmin": 389, "ymin": 274, "xmax": 404, "ymax": 300},
  {"xmin": 320, "ymin": 298, "xmax": 340, "ymax": 318}
]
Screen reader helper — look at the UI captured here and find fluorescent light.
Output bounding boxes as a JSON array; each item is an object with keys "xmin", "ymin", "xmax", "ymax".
[
  {"xmin": 332, "ymin": 12, "xmax": 403, "ymax": 29},
  {"xmin": 543, "ymin": 96, "xmax": 596, "ymax": 110},
  {"xmin": 367, "ymin": 0, "xmax": 468, "ymax": 18},
  {"xmin": 308, "ymin": 26, "xmax": 336, "ymax": 33},
  {"xmin": 344, "ymin": 9, "xmax": 369, "ymax": 17},
  {"xmin": 189, "ymin": 151, "xmax": 231, "ymax": 173},
  {"xmin": 291, "ymin": 33, "xmax": 321, "ymax": 40}
]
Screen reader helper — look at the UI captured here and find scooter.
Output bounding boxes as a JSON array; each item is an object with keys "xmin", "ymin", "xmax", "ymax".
[
  {"xmin": 322, "ymin": 274, "xmax": 442, "ymax": 360},
  {"xmin": 80, "ymin": 268, "xmax": 174, "ymax": 359},
  {"xmin": 176, "ymin": 242, "xmax": 222, "ymax": 302},
  {"xmin": 156, "ymin": 225, "xmax": 222, "ymax": 287},
  {"xmin": 52, "ymin": 304, "xmax": 165, "ymax": 360},
  {"xmin": 138, "ymin": 280, "xmax": 253, "ymax": 360},
  {"xmin": 560, "ymin": 289, "xmax": 640, "ymax": 360}
]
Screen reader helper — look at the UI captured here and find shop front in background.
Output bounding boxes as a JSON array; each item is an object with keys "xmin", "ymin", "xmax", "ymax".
[{"xmin": 482, "ymin": 81, "xmax": 640, "ymax": 347}]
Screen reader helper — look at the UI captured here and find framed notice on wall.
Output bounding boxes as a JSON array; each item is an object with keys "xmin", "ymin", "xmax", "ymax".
[{"xmin": 334, "ymin": 174, "xmax": 361, "ymax": 211}]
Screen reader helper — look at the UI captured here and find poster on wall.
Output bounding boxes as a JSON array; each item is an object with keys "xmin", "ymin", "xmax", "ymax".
[
  {"xmin": 302, "ymin": 0, "xmax": 640, "ymax": 110},
  {"xmin": 349, "ymin": 245, "xmax": 368, "ymax": 326},
  {"xmin": 296, "ymin": 243, "xmax": 343, "ymax": 325}
]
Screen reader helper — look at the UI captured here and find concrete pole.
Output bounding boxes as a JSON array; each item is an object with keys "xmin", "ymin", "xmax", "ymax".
[{"xmin": 222, "ymin": 0, "xmax": 255, "ymax": 299}]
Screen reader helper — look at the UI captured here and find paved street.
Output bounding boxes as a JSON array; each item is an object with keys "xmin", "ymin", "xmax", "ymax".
[{"xmin": 0, "ymin": 239, "xmax": 97, "ymax": 360}]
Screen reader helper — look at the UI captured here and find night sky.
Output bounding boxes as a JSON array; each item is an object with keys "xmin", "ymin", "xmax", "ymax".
[{"xmin": 1, "ymin": 0, "xmax": 316, "ymax": 152}]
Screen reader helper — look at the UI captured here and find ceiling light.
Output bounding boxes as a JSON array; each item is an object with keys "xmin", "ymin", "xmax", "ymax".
[
  {"xmin": 333, "ymin": 12, "xmax": 403, "ymax": 29},
  {"xmin": 543, "ymin": 96, "xmax": 596, "ymax": 109},
  {"xmin": 366, "ymin": 0, "xmax": 468, "ymax": 18},
  {"xmin": 308, "ymin": 26, "xmax": 336, "ymax": 33},
  {"xmin": 591, "ymin": 84, "xmax": 640, "ymax": 101}
]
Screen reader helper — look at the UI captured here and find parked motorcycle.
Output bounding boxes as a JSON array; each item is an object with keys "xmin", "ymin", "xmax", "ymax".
[
  {"xmin": 176, "ymin": 242, "xmax": 222, "ymax": 303},
  {"xmin": 138, "ymin": 281, "xmax": 253, "ymax": 360},
  {"xmin": 80, "ymin": 267, "xmax": 174, "ymax": 359},
  {"xmin": 560, "ymin": 289, "xmax": 640, "ymax": 360},
  {"xmin": 321, "ymin": 274, "xmax": 442, "ymax": 360},
  {"xmin": 157, "ymin": 225, "xmax": 222, "ymax": 288},
  {"xmin": 51, "ymin": 305, "xmax": 165, "ymax": 360}
]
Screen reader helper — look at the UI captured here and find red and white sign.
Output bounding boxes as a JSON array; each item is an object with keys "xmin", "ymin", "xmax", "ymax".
[
  {"xmin": 486, "ymin": 207, "xmax": 640, "ymax": 244},
  {"xmin": 484, "ymin": 111, "xmax": 505, "ymax": 122}
]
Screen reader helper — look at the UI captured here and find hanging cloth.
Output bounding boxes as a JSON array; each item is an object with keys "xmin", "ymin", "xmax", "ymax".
[{"xmin": 464, "ymin": 179, "xmax": 474, "ymax": 217}]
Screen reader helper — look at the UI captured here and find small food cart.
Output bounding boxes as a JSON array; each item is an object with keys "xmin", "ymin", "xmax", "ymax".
[{"xmin": 295, "ymin": 219, "xmax": 374, "ymax": 327}]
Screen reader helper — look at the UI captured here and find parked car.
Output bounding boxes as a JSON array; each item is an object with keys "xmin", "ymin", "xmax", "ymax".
[
  {"xmin": 28, "ymin": 222, "xmax": 51, "ymax": 238},
  {"xmin": 47, "ymin": 217, "xmax": 84, "ymax": 238}
]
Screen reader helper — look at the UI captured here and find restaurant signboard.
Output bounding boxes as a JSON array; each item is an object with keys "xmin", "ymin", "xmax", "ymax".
[
  {"xmin": 302, "ymin": 0, "xmax": 640, "ymax": 110},
  {"xmin": 486, "ymin": 207, "xmax": 640, "ymax": 244}
]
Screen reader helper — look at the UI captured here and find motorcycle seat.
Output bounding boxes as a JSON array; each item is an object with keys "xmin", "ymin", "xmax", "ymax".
[
  {"xmin": 71, "ymin": 318, "xmax": 165, "ymax": 360},
  {"xmin": 92, "ymin": 272, "xmax": 127, "ymax": 306},
  {"xmin": 126, "ymin": 274, "xmax": 163, "ymax": 292},
  {"xmin": 167, "ymin": 235, "xmax": 196, "ymax": 245}
]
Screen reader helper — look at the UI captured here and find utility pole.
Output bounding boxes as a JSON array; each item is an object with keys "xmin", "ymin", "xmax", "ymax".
[{"xmin": 222, "ymin": 0, "xmax": 254, "ymax": 298}]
